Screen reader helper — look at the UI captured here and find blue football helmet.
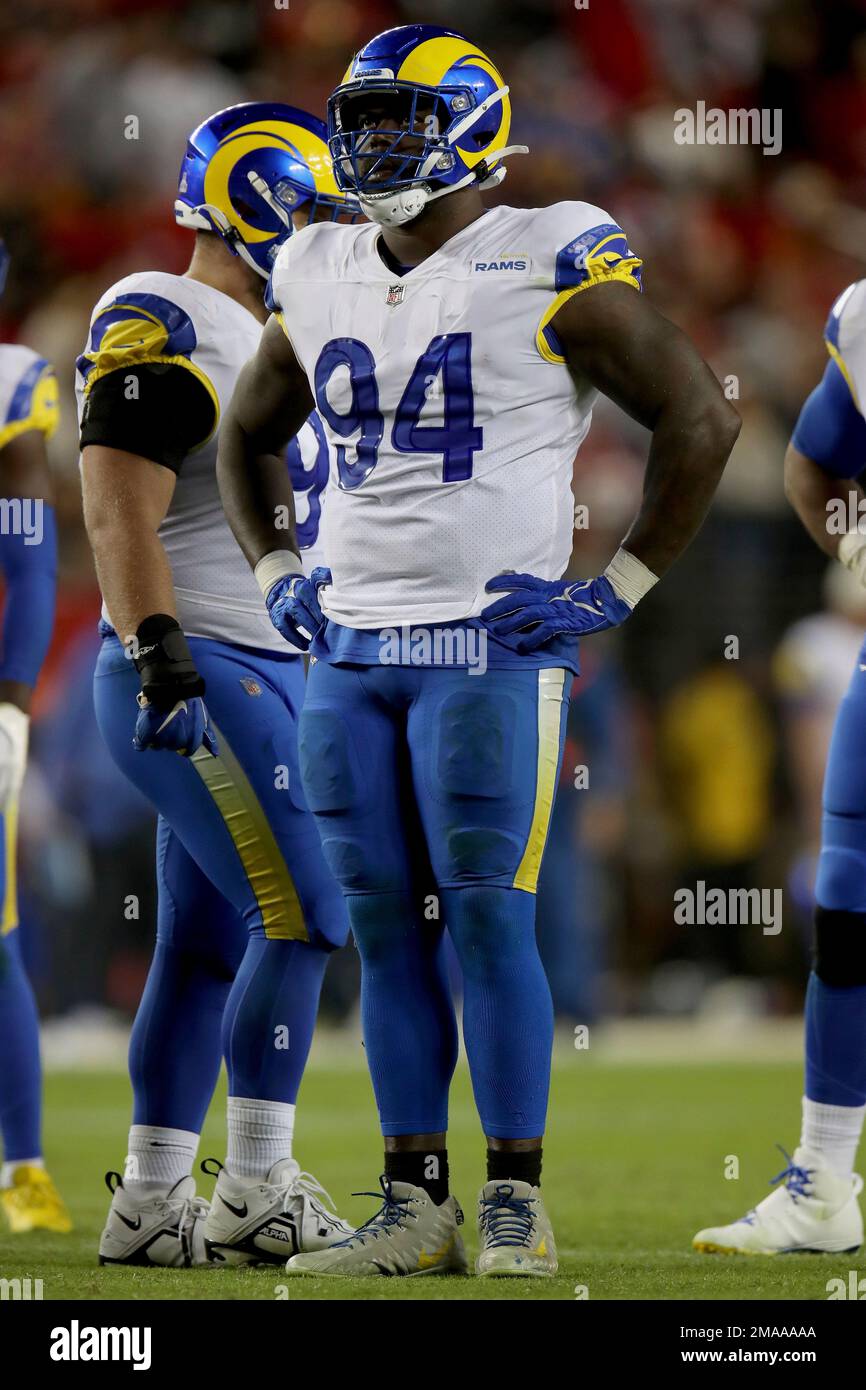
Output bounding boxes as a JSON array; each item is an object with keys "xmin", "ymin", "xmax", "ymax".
[
  {"xmin": 175, "ymin": 102, "xmax": 360, "ymax": 278},
  {"xmin": 327, "ymin": 25, "xmax": 527, "ymax": 226}
]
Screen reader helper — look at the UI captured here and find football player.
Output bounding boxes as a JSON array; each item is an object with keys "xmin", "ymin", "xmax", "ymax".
[
  {"xmin": 693, "ymin": 282, "xmax": 866, "ymax": 1255},
  {"xmin": 0, "ymin": 239, "xmax": 71, "ymax": 1235},
  {"xmin": 77, "ymin": 105, "xmax": 359, "ymax": 1266},
  {"xmin": 218, "ymin": 26, "xmax": 740, "ymax": 1278}
]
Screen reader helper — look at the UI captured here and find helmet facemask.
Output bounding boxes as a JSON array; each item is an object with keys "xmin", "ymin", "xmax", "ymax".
[{"xmin": 328, "ymin": 80, "xmax": 526, "ymax": 227}]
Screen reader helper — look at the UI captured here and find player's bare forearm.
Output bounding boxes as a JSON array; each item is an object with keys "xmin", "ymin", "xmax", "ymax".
[
  {"xmin": 784, "ymin": 442, "xmax": 860, "ymax": 558},
  {"xmin": 217, "ymin": 316, "xmax": 314, "ymax": 569},
  {"xmin": 81, "ymin": 445, "xmax": 177, "ymax": 644},
  {"xmin": 553, "ymin": 281, "xmax": 741, "ymax": 576}
]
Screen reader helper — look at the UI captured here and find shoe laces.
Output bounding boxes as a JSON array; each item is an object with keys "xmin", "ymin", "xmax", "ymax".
[
  {"xmin": 283, "ymin": 1169, "xmax": 340, "ymax": 1219},
  {"xmin": 769, "ymin": 1144, "xmax": 814, "ymax": 1203},
  {"xmin": 479, "ymin": 1184, "xmax": 536, "ymax": 1248},
  {"xmin": 331, "ymin": 1175, "xmax": 418, "ymax": 1248},
  {"xmin": 151, "ymin": 1190, "xmax": 209, "ymax": 1231},
  {"xmin": 738, "ymin": 1144, "xmax": 814, "ymax": 1225}
]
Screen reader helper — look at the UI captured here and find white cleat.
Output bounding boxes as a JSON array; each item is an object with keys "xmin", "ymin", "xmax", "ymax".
[
  {"xmin": 98, "ymin": 1171, "xmax": 209, "ymax": 1267},
  {"xmin": 693, "ymin": 1146, "xmax": 864, "ymax": 1255},
  {"xmin": 476, "ymin": 1180, "xmax": 558, "ymax": 1277},
  {"xmin": 285, "ymin": 1177, "xmax": 468, "ymax": 1277},
  {"xmin": 202, "ymin": 1157, "xmax": 353, "ymax": 1266}
]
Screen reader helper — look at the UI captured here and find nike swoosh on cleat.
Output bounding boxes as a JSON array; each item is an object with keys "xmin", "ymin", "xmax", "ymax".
[
  {"xmin": 418, "ymin": 1237, "xmax": 454, "ymax": 1268},
  {"xmin": 219, "ymin": 1196, "xmax": 249, "ymax": 1218},
  {"xmin": 117, "ymin": 1213, "xmax": 142, "ymax": 1231}
]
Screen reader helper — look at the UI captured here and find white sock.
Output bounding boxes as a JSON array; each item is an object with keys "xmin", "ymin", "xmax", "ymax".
[
  {"xmin": 800, "ymin": 1096, "xmax": 866, "ymax": 1179},
  {"xmin": 124, "ymin": 1125, "xmax": 199, "ymax": 1192},
  {"xmin": 1, "ymin": 1156, "xmax": 43, "ymax": 1186},
  {"xmin": 226, "ymin": 1097, "xmax": 295, "ymax": 1179}
]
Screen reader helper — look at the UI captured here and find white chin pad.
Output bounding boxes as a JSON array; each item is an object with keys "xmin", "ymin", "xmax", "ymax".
[{"xmin": 359, "ymin": 186, "xmax": 431, "ymax": 227}]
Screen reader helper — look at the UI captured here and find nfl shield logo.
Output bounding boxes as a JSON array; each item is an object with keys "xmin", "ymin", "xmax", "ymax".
[
  {"xmin": 240, "ymin": 677, "xmax": 262, "ymax": 697},
  {"xmin": 386, "ymin": 283, "xmax": 405, "ymax": 306}
]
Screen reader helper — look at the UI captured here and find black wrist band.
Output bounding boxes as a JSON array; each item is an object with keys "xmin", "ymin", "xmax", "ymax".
[{"xmin": 132, "ymin": 614, "xmax": 205, "ymax": 710}]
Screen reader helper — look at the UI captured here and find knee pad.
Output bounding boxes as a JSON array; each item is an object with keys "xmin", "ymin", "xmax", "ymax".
[
  {"xmin": 814, "ymin": 906, "xmax": 866, "ymax": 986},
  {"xmin": 443, "ymin": 827, "xmax": 525, "ymax": 882}
]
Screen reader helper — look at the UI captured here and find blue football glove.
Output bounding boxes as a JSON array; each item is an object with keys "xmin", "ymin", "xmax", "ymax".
[
  {"xmin": 481, "ymin": 572, "xmax": 633, "ymax": 652},
  {"xmin": 133, "ymin": 694, "xmax": 217, "ymax": 756},
  {"xmin": 266, "ymin": 567, "xmax": 332, "ymax": 651},
  {"xmin": 130, "ymin": 613, "xmax": 217, "ymax": 756}
]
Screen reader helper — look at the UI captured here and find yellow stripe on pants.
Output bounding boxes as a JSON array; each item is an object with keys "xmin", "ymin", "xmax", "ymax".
[
  {"xmin": 190, "ymin": 726, "xmax": 308, "ymax": 941},
  {"xmin": 0, "ymin": 797, "xmax": 18, "ymax": 935},
  {"xmin": 513, "ymin": 669, "xmax": 567, "ymax": 895}
]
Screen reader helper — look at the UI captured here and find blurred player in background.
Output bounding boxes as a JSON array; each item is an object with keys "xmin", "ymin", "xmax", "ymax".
[
  {"xmin": 694, "ymin": 280, "xmax": 866, "ymax": 1256},
  {"xmin": 218, "ymin": 25, "xmax": 740, "ymax": 1278},
  {"xmin": 77, "ymin": 106, "xmax": 359, "ymax": 1267},
  {"xmin": 0, "ymin": 240, "xmax": 70, "ymax": 1235}
]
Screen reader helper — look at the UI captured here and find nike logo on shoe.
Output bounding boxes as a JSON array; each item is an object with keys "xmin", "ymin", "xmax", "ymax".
[
  {"xmin": 117, "ymin": 1213, "xmax": 142, "ymax": 1231},
  {"xmin": 219, "ymin": 1195, "xmax": 248, "ymax": 1218}
]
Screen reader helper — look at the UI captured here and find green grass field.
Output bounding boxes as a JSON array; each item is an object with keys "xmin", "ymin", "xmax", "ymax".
[{"xmin": 0, "ymin": 1053, "xmax": 858, "ymax": 1301}]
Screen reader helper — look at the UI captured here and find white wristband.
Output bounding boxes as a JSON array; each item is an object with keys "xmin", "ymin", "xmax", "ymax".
[
  {"xmin": 603, "ymin": 547, "xmax": 659, "ymax": 610},
  {"xmin": 839, "ymin": 530, "xmax": 866, "ymax": 575},
  {"xmin": 254, "ymin": 549, "xmax": 304, "ymax": 599}
]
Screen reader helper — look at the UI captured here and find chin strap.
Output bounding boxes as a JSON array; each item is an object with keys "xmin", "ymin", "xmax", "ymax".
[
  {"xmin": 359, "ymin": 143, "xmax": 530, "ymax": 227},
  {"xmin": 174, "ymin": 197, "xmax": 270, "ymax": 279}
]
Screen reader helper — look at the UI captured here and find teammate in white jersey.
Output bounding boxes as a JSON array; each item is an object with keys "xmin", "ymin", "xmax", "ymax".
[
  {"xmin": 693, "ymin": 280, "xmax": 866, "ymax": 1255},
  {"xmin": 77, "ymin": 105, "xmax": 359, "ymax": 1267},
  {"xmin": 0, "ymin": 241, "xmax": 71, "ymax": 1236},
  {"xmin": 218, "ymin": 26, "xmax": 740, "ymax": 1278}
]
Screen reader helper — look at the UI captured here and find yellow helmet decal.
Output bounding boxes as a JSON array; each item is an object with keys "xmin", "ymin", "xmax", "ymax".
[
  {"xmin": 203, "ymin": 120, "xmax": 340, "ymax": 243},
  {"xmin": 395, "ymin": 36, "xmax": 510, "ymax": 171}
]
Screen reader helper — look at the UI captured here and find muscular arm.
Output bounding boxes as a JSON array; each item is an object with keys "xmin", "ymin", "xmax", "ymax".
[
  {"xmin": 217, "ymin": 316, "xmax": 314, "ymax": 569},
  {"xmin": 784, "ymin": 443, "xmax": 862, "ymax": 557},
  {"xmin": 783, "ymin": 357, "xmax": 866, "ymax": 555},
  {"xmin": 0, "ymin": 428, "xmax": 56, "ymax": 713},
  {"xmin": 552, "ymin": 281, "xmax": 741, "ymax": 577},
  {"xmin": 80, "ymin": 445, "xmax": 176, "ymax": 644}
]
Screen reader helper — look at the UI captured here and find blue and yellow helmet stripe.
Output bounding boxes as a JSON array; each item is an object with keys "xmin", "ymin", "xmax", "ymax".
[
  {"xmin": 329, "ymin": 25, "xmax": 519, "ymax": 201},
  {"xmin": 175, "ymin": 102, "xmax": 358, "ymax": 279}
]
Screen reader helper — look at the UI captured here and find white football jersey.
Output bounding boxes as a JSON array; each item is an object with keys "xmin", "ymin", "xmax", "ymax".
[
  {"xmin": 0, "ymin": 344, "xmax": 59, "ymax": 450},
  {"xmin": 826, "ymin": 280, "xmax": 866, "ymax": 414},
  {"xmin": 268, "ymin": 201, "xmax": 642, "ymax": 629},
  {"xmin": 75, "ymin": 271, "xmax": 329, "ymax": 650}
]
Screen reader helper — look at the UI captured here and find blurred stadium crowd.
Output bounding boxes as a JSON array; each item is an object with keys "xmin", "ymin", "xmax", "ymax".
[{"xmin": 2, "ymin": 0, "xmax": 866, "ymax": 1029}]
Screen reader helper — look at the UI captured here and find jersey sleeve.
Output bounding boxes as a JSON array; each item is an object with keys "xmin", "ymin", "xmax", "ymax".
[
  {"xmin": 0, "ymin": 354, "xmax": 59, "ymax": 451},
  {"xmin": 536, "ymin": 203, "xmax": 644, "ymax": 364},
  {"xmin": 75, "ymin": 287, "xmax": 218, "ymax": 455},
  {"xmin": 79, "ymin": 363, "xmax": 217, "ymax": 473},
  {"xmin": 790, "ymin": 357, "xmax": 866, "ymax": 479}
]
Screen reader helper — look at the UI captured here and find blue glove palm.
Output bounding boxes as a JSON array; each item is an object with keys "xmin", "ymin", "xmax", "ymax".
[
  {"xmin": 266, "ymin": 567, "xmax": 332, "ymax": 652},
  {"xmin": 133, "ymin": 695, "xmax": 217, "ymax": 756},
  {"xmin": 482, "ymin": 572, "xmax": 632, "ymax": 652}
]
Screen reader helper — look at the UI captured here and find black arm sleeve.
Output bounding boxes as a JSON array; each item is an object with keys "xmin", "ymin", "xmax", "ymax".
[{"xmin": 79, "ymin": 362, "xmax": 217, "ymax": 473}]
